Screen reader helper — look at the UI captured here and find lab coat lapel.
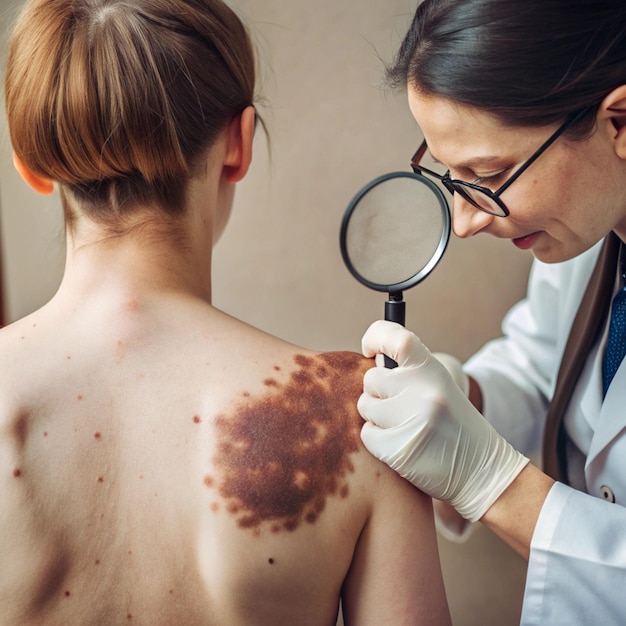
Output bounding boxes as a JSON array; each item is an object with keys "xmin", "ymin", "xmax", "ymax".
[{"xmin": 587, "ymin": 363, "xmax": 626, "ymax": 467}]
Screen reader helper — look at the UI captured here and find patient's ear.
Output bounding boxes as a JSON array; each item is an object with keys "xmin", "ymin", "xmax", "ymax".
[
  {"xmin": 13, "ymin": 153, "xmax": 54, "ymax": 195},
  {"xmin": 223, "ymin": 105, "xmax": 255, "ymax": 183}
]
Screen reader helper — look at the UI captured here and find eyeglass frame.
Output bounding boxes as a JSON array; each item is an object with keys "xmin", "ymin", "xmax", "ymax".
[{"xmin": 410, "ymin": 107, "xmax": 593, "ymax": 217}]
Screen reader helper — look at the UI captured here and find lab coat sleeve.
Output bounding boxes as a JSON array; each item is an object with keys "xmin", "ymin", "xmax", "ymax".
[
  {"xmin": 463, "ymin": 242, "xmax": 602, "ymax": 456},
  {"xmin": 521, "ymin": 482, "xmax": 626, "ymax": 625},
  {"xmin": 463, "ymin": 260, "xmax": 562, "ymax": 455}
]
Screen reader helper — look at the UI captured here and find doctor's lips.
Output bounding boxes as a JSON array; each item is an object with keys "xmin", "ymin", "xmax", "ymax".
[{"xmin": 512, "ymin": 232, "xmax": 540, "ymax": 250}]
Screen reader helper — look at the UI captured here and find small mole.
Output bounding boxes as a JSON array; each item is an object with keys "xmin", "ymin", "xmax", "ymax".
[
  {"xmin": 94, "ymin": 432, "xmax": 101, "ymax": 440},
  {"xmin": 128, "ymin": 550, "xmax": 132, "ymax": 555},
  {"xmin": 64, "ymin": 591, "xmax": 71, "ymax": 597},
  {"xmin": 127, "ymin": 614, "xmax": 132, "ymax": 620},
  {"xmin": 139, "ymin": 474, "xmax": 144, "ymax": 480},
  {"xmin": 203, "ymin": 476, "xmax": 214, "ymax": 487},
  {"xmin": 242, "ymin": 391, "xmax": 250, "ymax": 398},
  {"xmin": 97, "ymin": 476, "xmax": 104, "ymax": 483},
  {"xmin": 43, "ymin": 432, "xmax": 48, "ymax": 437},
  {"xmin": 95, "ymin": 559, "xmax": 101, "ymax": 565},
  {"xmin": 273, "ymin": 366, "xmax": 281, "ymax": 372},
  {"xmin": 66, "ymin": 355, "xmax": 71, "ymax": 360},
  {"xmin": 12, "ymin": 468, "xmax": 21, "ymax": 478},
  {"xmin": 193, "ymin": 415, "xmax": 201, "ymax": 424},
  {"xmin": 32, "ymin": 323, "xmax": 37, "ymax": 327},
  {"xmin": 169, "ymin": 589, "xmax": 174, "ymax": 595},
  {"xmin": 20, "ymin": 336, "xmax": 25, "ymax": 340},
  {"xmin": 263, "ymin": 378, "xmax": 278, "ymax": 387},
  {"xmin": 268, "ymin": 558, "xmax": 275, "ymax": 564},
  {"xmin": 77, "ymin": 395, "xmax": 83, "ymax": 401}
]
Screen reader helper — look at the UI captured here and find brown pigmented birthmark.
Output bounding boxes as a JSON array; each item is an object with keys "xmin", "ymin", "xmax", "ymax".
[{"xmin": 207, "ymin": 352, "xmax": 371, "ymax": 533}]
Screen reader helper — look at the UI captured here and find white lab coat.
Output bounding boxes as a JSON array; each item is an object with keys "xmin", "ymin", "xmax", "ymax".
[{"xmin": 464, "ymin": 238, "xmax": 626, "ymax": 625}]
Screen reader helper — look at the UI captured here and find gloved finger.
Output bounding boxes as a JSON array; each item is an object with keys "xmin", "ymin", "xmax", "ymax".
[
  {"xmin": 361, "ymin": 320, "xmax": 430, "ymax": 368},
  {"xmin": 357, "ymin": 389, "xmax": 421, "ymax": 429},
  {"xmin": 360, "ymin": 420, "xmax": 388, "ymax": 460},
  {"xmin": 363, "ymin": 364, "xmax": 429, "ymax": 399}
]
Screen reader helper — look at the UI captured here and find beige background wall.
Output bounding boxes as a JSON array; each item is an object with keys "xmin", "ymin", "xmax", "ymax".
[{"xmin": 0, "ymin": 0, "xmax": 533, "ymax": 623}]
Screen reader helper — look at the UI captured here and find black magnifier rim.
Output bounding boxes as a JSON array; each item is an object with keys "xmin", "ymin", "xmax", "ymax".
[{"xmin": 340, "ymin": 171, "xmax": 451, "ymax": 293}]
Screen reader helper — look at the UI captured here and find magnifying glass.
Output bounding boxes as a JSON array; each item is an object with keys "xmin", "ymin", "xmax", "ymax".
[{"xmin": 340, "ymin": 171, "xmax": 450, "ymax": 368}]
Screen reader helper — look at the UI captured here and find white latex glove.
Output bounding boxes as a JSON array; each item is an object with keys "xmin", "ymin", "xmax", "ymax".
[
  {"xmin": 358, "ymin": 320, "xmax": 529, "ymax": 523},
  {"xmin": 430, "ymin": 352, "xmax": 474, "ymax": 541}
]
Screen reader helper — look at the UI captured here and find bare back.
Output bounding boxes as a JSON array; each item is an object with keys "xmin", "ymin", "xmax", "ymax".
[{"xmin": 0, "ymin": 292, "xmax": 449, "ymax": 625}]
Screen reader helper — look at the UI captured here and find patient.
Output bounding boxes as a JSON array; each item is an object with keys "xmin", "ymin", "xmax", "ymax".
[{"xmin": 0, "ymin": 1, "xmax": 450, "ymax": 624}]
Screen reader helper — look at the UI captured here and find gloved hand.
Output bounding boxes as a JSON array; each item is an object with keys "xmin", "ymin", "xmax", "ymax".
[
  {"xmin": 358, "ymin": 320, "xmax": 529, "ymax": 523},
  {"xmin": 430, "ymin": 352, "xmax": 475, "ymax": 541}
]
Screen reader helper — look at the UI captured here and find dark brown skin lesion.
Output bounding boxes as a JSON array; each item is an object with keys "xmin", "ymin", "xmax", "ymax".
[{"xmin": 205, "ymin": 352, "xmax": 371, "ymax": 533}]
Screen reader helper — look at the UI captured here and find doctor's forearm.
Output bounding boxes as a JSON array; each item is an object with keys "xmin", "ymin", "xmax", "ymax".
[{"xmin": 480, "ymin": 464, "xmax": 554, "ymax": 560}]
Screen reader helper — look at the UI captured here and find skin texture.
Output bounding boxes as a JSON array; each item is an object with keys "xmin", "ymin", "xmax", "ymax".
[
  {"xmin": 407, "ymin": 85, "xmax": 626, "ymax": 557},
  {"xmin": 0, "ymin": 116, "xmax": 451, "ymax": 625}
]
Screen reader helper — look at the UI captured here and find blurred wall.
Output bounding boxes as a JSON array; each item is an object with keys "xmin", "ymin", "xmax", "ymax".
[{"xmin": 0, "ymin": 0, "xmax": 533, "ymax": 623}]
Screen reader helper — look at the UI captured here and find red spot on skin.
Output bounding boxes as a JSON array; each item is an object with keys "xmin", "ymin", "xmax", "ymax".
[
  {"xmin": 212, "ymin": 352, "xmax": 371, "ymax": 533},
  {"xmin": 13, "ymin": 468, "xmax": 21, "ymax": 477},
  {"xmin": 94, "ymin": 432, "xmax": 101, "ymax": 440},
  {"xmin": 193, "ymin": 415, "xmax": 201, "ymax": 424}
]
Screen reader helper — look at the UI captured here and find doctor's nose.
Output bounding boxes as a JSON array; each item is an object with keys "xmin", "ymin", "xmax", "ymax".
[{"xmin": 451, "ymin": 194, "xmax": 495, "ymax": 238}]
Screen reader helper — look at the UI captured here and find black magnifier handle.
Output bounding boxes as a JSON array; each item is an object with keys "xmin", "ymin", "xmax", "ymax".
[{"xmin": 384, "ymin": 291, "xmax": 405, "ymax": 369}]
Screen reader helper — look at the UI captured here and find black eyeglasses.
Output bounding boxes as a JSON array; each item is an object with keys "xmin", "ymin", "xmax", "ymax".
[{"xmin": 411, "ymin": 107, "xmax": 592, "ymax": 217}]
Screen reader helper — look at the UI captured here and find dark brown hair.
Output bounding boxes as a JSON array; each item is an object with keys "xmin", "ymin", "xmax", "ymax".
[
  {"xmin": 388, "ymin": 0, "xmax": 626, "ymax": 134},
  {"xmin": 5, "ymin": 0, "xmax": 257, "ymax": 228}
]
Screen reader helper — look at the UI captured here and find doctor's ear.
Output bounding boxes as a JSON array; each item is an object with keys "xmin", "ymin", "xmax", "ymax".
[
  {"xmin": 599, "ymin": 86, "xmax": 626, "ymax": 159},
  {"xmin": 13, "ymin": 154, "xmax": 54, "ymax": 195}
]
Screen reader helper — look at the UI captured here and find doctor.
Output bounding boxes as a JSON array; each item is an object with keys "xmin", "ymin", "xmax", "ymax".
[{"xmin": 358, "ymin": 0, "xmax": 626, "ymax": 623}]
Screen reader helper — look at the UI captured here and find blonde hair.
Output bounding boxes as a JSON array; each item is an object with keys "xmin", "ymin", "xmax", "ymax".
[{"xmin": 5, "ymin": 0, "xmax": 256, "ymax": 228}]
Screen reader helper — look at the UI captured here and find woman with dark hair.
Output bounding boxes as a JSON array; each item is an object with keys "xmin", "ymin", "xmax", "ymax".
[
  {"xmin": 0, "ymin": 0, "xmax": 451, "ymax": 623},
  {"xmin": 358, "ymin": 0, "xmax": 626, "ymax": 623}
]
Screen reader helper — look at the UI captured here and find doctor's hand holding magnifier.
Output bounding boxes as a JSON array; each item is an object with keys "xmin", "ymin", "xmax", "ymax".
[{"xmin": 358, "ymin": 1, "xmax": 626, "ymax": 624}]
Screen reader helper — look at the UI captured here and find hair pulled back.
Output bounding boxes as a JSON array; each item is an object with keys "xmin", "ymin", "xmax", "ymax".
[
  {"xmin": 5, "ymin": 0, "xmax": 256, "ymax": 223},
  {"xmin": 389, "ymin": 0, "xmax": 626, "ymax": 131}
]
